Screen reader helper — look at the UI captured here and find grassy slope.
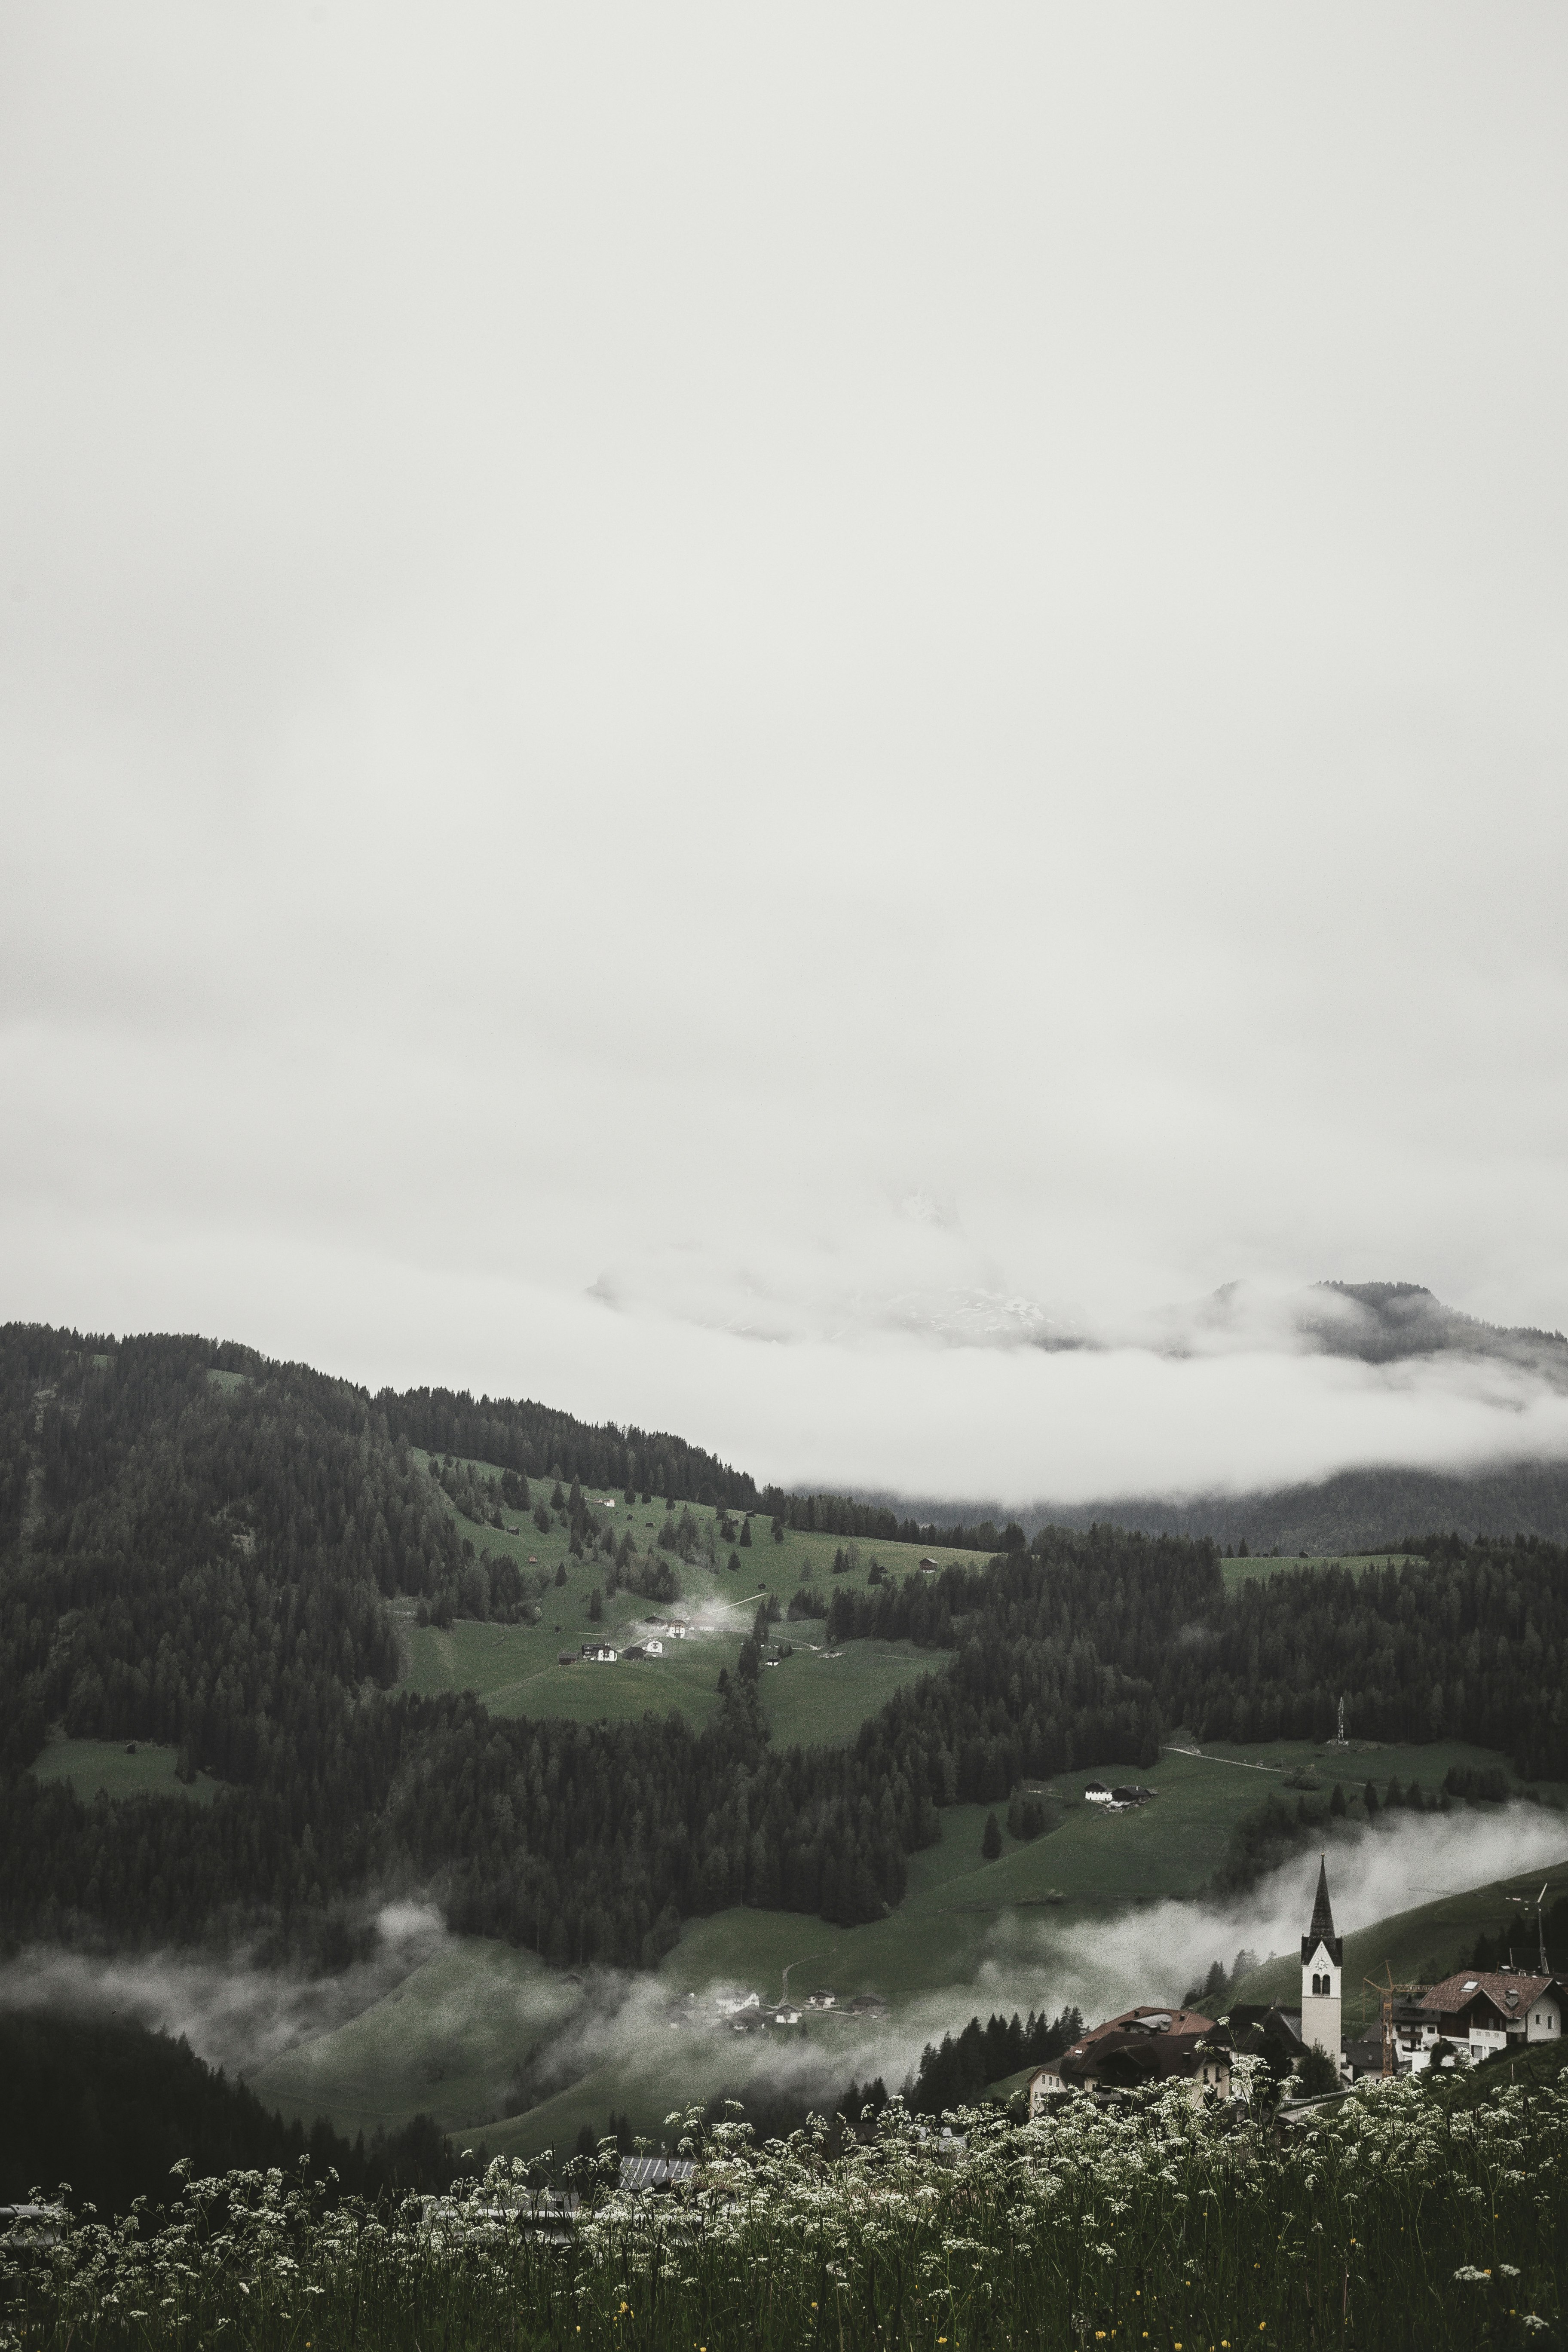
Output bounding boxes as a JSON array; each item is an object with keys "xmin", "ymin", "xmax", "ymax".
[
  {"xmin": 1218, "ymin": 1552, "xmax": 1418, "ymax": 1593},
  {"xmin": 252, "ymin": 1942, "xmax": 579, "ymax": 2145},
  {"xmin": 27, "ymin": 1733, "xmax": 221, "ymax": 1804},
  {"xmin": 397, "ymin": 1462, "xmax": 978, "ymax": 1743},
  {"xmin": 251, "ymin": 1734, "xmax": 1521, "ymax": 2156},
  {"xmin": 1233, "ymin": 1849, "xmax": 1568, "ymax": 2022}
]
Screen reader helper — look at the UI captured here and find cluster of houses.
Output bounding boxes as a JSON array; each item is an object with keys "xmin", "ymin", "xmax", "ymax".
[
  {"xmin": 663, "ymin": 1985, "xmax": 892, "ymax": 2037},
  {"xmin": 558, "ymin": 1617, "xmax": 692, "ymax": 1667},
  {"xmin": 1026, "ymin": 1858, "xmax": 1562, "ymax": 2115}
]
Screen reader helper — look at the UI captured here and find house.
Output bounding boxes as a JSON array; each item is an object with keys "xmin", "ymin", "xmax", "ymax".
[
  {"xmin": 805, "ymin": 1991, "xmax": 837, "ymax": 2010},
  {"xmin": 1228, "ymin": 2001, "xmax": 1305, "ymax": 2077},
  {"xmin": 643, "ymin": 1637, "xmax": 665, "ymax": 1657},
  {"xmin": 646, "ymin": 1616, "xmax": 690, "ymax": 1639},
  {"xmin": 1081, "ymin": 1781, "xmax": 1155, "ymax": 1812},
  {"xmin": 557, "ymin": 1650, "xmax": 576, "ymax": 1666},
  {"xmin": 919, "ymin": 1558, "xmax": 940, "ymax": 1574},
  {"xmin": 1026, "ymin": 2065, "xmax": 1069, "ymax": 2113},
  {"xmin": 1058, "ymin": 2006, "xmax": 1232, "ymax": 2101},
  {"xmin": 579, "ymin": 1642, "xmax": 619, "ymax": 1663},
  {"xmin": 618, "ymin": 2155, "xmax": 693, "ymax": 2193},
  {"xmin": 770, "ymin": 2005, "xmax": 802, "ymax": 2027},
  {"xmin": 1396, "ymin": 1969, "xmax": 1562, "ymax": 2067},
  {"xmin": 714, "ymin": 1988, "xmax": 761, "ymax": 2016},
  {"xmin": 843, "ymin": 1991, "xmax": 890, "ymax": 2018},
  {"xmin": 622, "ymin": 1643, "xmax": 647, "ymax": 1661}
]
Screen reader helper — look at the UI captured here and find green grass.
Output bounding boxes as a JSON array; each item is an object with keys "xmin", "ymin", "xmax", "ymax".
[
  {"xmin": 27, "ymin": 1733, "xmax": 222, "ymax": 1804},
  {"xmin": 397, "ymin": 1458, "xmax": 980, "ymax": 1740},
  {"xmin": 1219, "ymin": 1550, "xmax": 1419, "ymax": 1592},
  {"xmin": 253, "ymin": 1733, "xmax": 1530, "ymax": 2161},
  {"xmin": 1234, "ymin": 1847, "xmax": 1568, "ymax": 2018},
  {"xmin": 400, "ymin": 1612, "xmax": 937, "ymax": 1746},
  {"xmin": 251, "ymin": 1942, "xmax": 578, "ymax": 2144}
]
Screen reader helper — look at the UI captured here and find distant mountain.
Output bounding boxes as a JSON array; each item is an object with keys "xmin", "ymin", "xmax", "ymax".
[
  {"xmin": 872, "ymin": 1280, "xmax": 1568, "ymax": 1551},
  {"xmin": 1023, "ymin": 1459, "xmax": 1568, "ymax": 1555},
  {"xmin": 1129, "ymin": 1278, "xmax": 1568, "ymax": 1384},
  {"xmin": 859, "ymin": 1459, "xmax": 1568, "ymax": 1555}
]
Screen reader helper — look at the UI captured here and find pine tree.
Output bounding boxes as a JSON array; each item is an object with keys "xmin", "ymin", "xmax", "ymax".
[
  {"xmin": 588, "ymin": 1587, "xmax": 603, "ymax": 1623},
  {"xmin": 981, "ymin": 1811, "xmax": 1002, "ymax": 1860}
]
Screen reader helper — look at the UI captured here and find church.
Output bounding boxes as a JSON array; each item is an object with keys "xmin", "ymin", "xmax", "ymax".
[{"xmin": 1300, "ymin": 1854, "xmax": 1343, "ymax": 2061}]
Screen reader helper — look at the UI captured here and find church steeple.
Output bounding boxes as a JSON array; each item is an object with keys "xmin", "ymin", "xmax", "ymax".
[
  {"xmin": 1300, "ymin": 1854, "xmax": 1343, "ymax": 1968},
  {"xmin": 1299, "ymin": 1854, "xmax": 1343, "ymax": 2066}
]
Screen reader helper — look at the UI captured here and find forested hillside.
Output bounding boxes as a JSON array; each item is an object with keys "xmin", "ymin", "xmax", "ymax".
[
  {"xmin": 0, "ymin": 2009, "xmax": 459, "ymax": 2211},
  {"xmin": 1023, "ymin": 1457, "xmax": 1568, "ymax": 1554},
  {"xmin": 1, "ymin": 1322, "xmax": 1565, "ymax": 1973}
]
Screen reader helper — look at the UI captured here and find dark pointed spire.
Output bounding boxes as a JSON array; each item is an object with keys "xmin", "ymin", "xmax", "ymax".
[{"xmin": 1309, "ymin": 1855, "xmax": 1335, "ymax": 1946}]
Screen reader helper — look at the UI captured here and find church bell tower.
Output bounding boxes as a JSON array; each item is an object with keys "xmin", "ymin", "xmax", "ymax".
[{"xmin": 1300, "ymin": 1855, "xmax": 1343, "ymax": 2064}]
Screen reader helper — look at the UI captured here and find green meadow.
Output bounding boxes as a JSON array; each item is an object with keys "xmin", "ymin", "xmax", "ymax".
[
  {"xmin": 251, "ymin": 1942, "xmax": 580, "ymax": 2146},
  {"xmin": 251, "ymin": 1731, "xmax": 1530, "ymax": 2158},
  {"xmin": 1218, "ymin": 1549, "xmax": 1419, "ymax": 1592},
  {"xmin": 396, "ymin": 1460, "xmax": 980, "ymax": 1741},
  {"xmin": 26, "ymin": 1733, "xmax": 222, "ymax": 1804}
]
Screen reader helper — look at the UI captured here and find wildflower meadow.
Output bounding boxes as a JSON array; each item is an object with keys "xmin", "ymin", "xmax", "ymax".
[{"xmin": 2, "ymin": 2060, "xmax": 1561, "ymax": 2352}]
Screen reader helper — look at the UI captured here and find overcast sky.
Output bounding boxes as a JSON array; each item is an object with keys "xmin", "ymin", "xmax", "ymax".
[{"xmin": 3, "ymin": 5, "xmax": 1567, "ymax": 1502}]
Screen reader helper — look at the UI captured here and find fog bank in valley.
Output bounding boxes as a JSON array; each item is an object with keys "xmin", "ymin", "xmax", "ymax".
[
  {"xmin": 11, "ymin": 1813, "xmax": 1559, "ymax": 2127},
  {"xmin": 0, "ymin": 1903, "xmax": 450, "ymax": 2079}
]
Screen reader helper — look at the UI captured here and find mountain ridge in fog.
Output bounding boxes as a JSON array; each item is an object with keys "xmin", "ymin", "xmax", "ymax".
[
  {"xmin": 844, "ymin": 1279, "xmax": 1568, "ymax": 1550},
  {"xmin": 1038, "ymin": 1276, "xmax": 1568, "ymax": 1378}
]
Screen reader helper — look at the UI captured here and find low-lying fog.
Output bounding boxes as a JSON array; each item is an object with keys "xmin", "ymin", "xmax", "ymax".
[
  {"xmin": 3, "ymin": 1807, "xmax": 1562, "ymax": 2122},
  {"xmin": 0, "ymin": 1901, "xmax": 450, "ymax": 2079}
]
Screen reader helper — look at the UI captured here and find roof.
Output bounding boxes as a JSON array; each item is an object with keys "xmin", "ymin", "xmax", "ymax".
[
  {"xmin": 1060, "ymin": 2006, "xmax": 1229, "ymax": 2088},
  {"xmin": 1418, "ymin": 1969, "xmax": 1559, "ymax": 2021},
  {"xmin": 1228, "ymin": 2003, "xmax": 1304, "ymax": 2055},
  {"xmin": 618, "ymin": 2156, "xmax": 695, "ymax": 2191},
  {"xmin": 1301, "ymin": 1856, "xmax": 1343, "ymax": 1967}
]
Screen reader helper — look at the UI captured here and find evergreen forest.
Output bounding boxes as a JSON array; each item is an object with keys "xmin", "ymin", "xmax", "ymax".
[{"xmin": 2, "ymin": 1323, "xmax": 1565, "ymax": 1976}]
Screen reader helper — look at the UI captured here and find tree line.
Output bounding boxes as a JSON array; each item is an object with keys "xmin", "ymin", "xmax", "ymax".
[
  {"xmin": 0, "ymin": 2009, "xmax": 462, "ymax": 2214},
  {"xmin": 2, "ymin": 1323, "xmax": 1565, "ymax": 1972}
]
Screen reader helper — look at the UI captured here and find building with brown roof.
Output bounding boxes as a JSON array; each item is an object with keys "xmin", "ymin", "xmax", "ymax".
[
  {"xmin": 1055, "ymin": 2005, "xmax": 1232, "ymax": 2101},
  {"xmin": 1397, "ymin": 1969, "xmax": 1562, "ymax": 2068}
]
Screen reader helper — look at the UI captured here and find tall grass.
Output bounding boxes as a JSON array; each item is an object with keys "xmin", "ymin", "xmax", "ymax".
[{"xmin": 3, "ymin": 2061, "xmax": 1561, "ymax": 2351}]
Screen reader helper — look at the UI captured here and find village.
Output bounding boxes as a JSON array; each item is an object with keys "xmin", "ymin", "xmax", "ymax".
[
  {"xmin": 1023, "ymin": 1852, "xmax": 1562, "ymax": 2117},
  {"xmin": 662, "ymin": 1985, "xmax": 891, "ymax": 2036}
]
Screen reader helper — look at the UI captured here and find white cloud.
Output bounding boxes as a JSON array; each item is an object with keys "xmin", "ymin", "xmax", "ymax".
[{"xmin": 2, "ymin": 3, "xmax": 1567, "ymax": 1497}]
